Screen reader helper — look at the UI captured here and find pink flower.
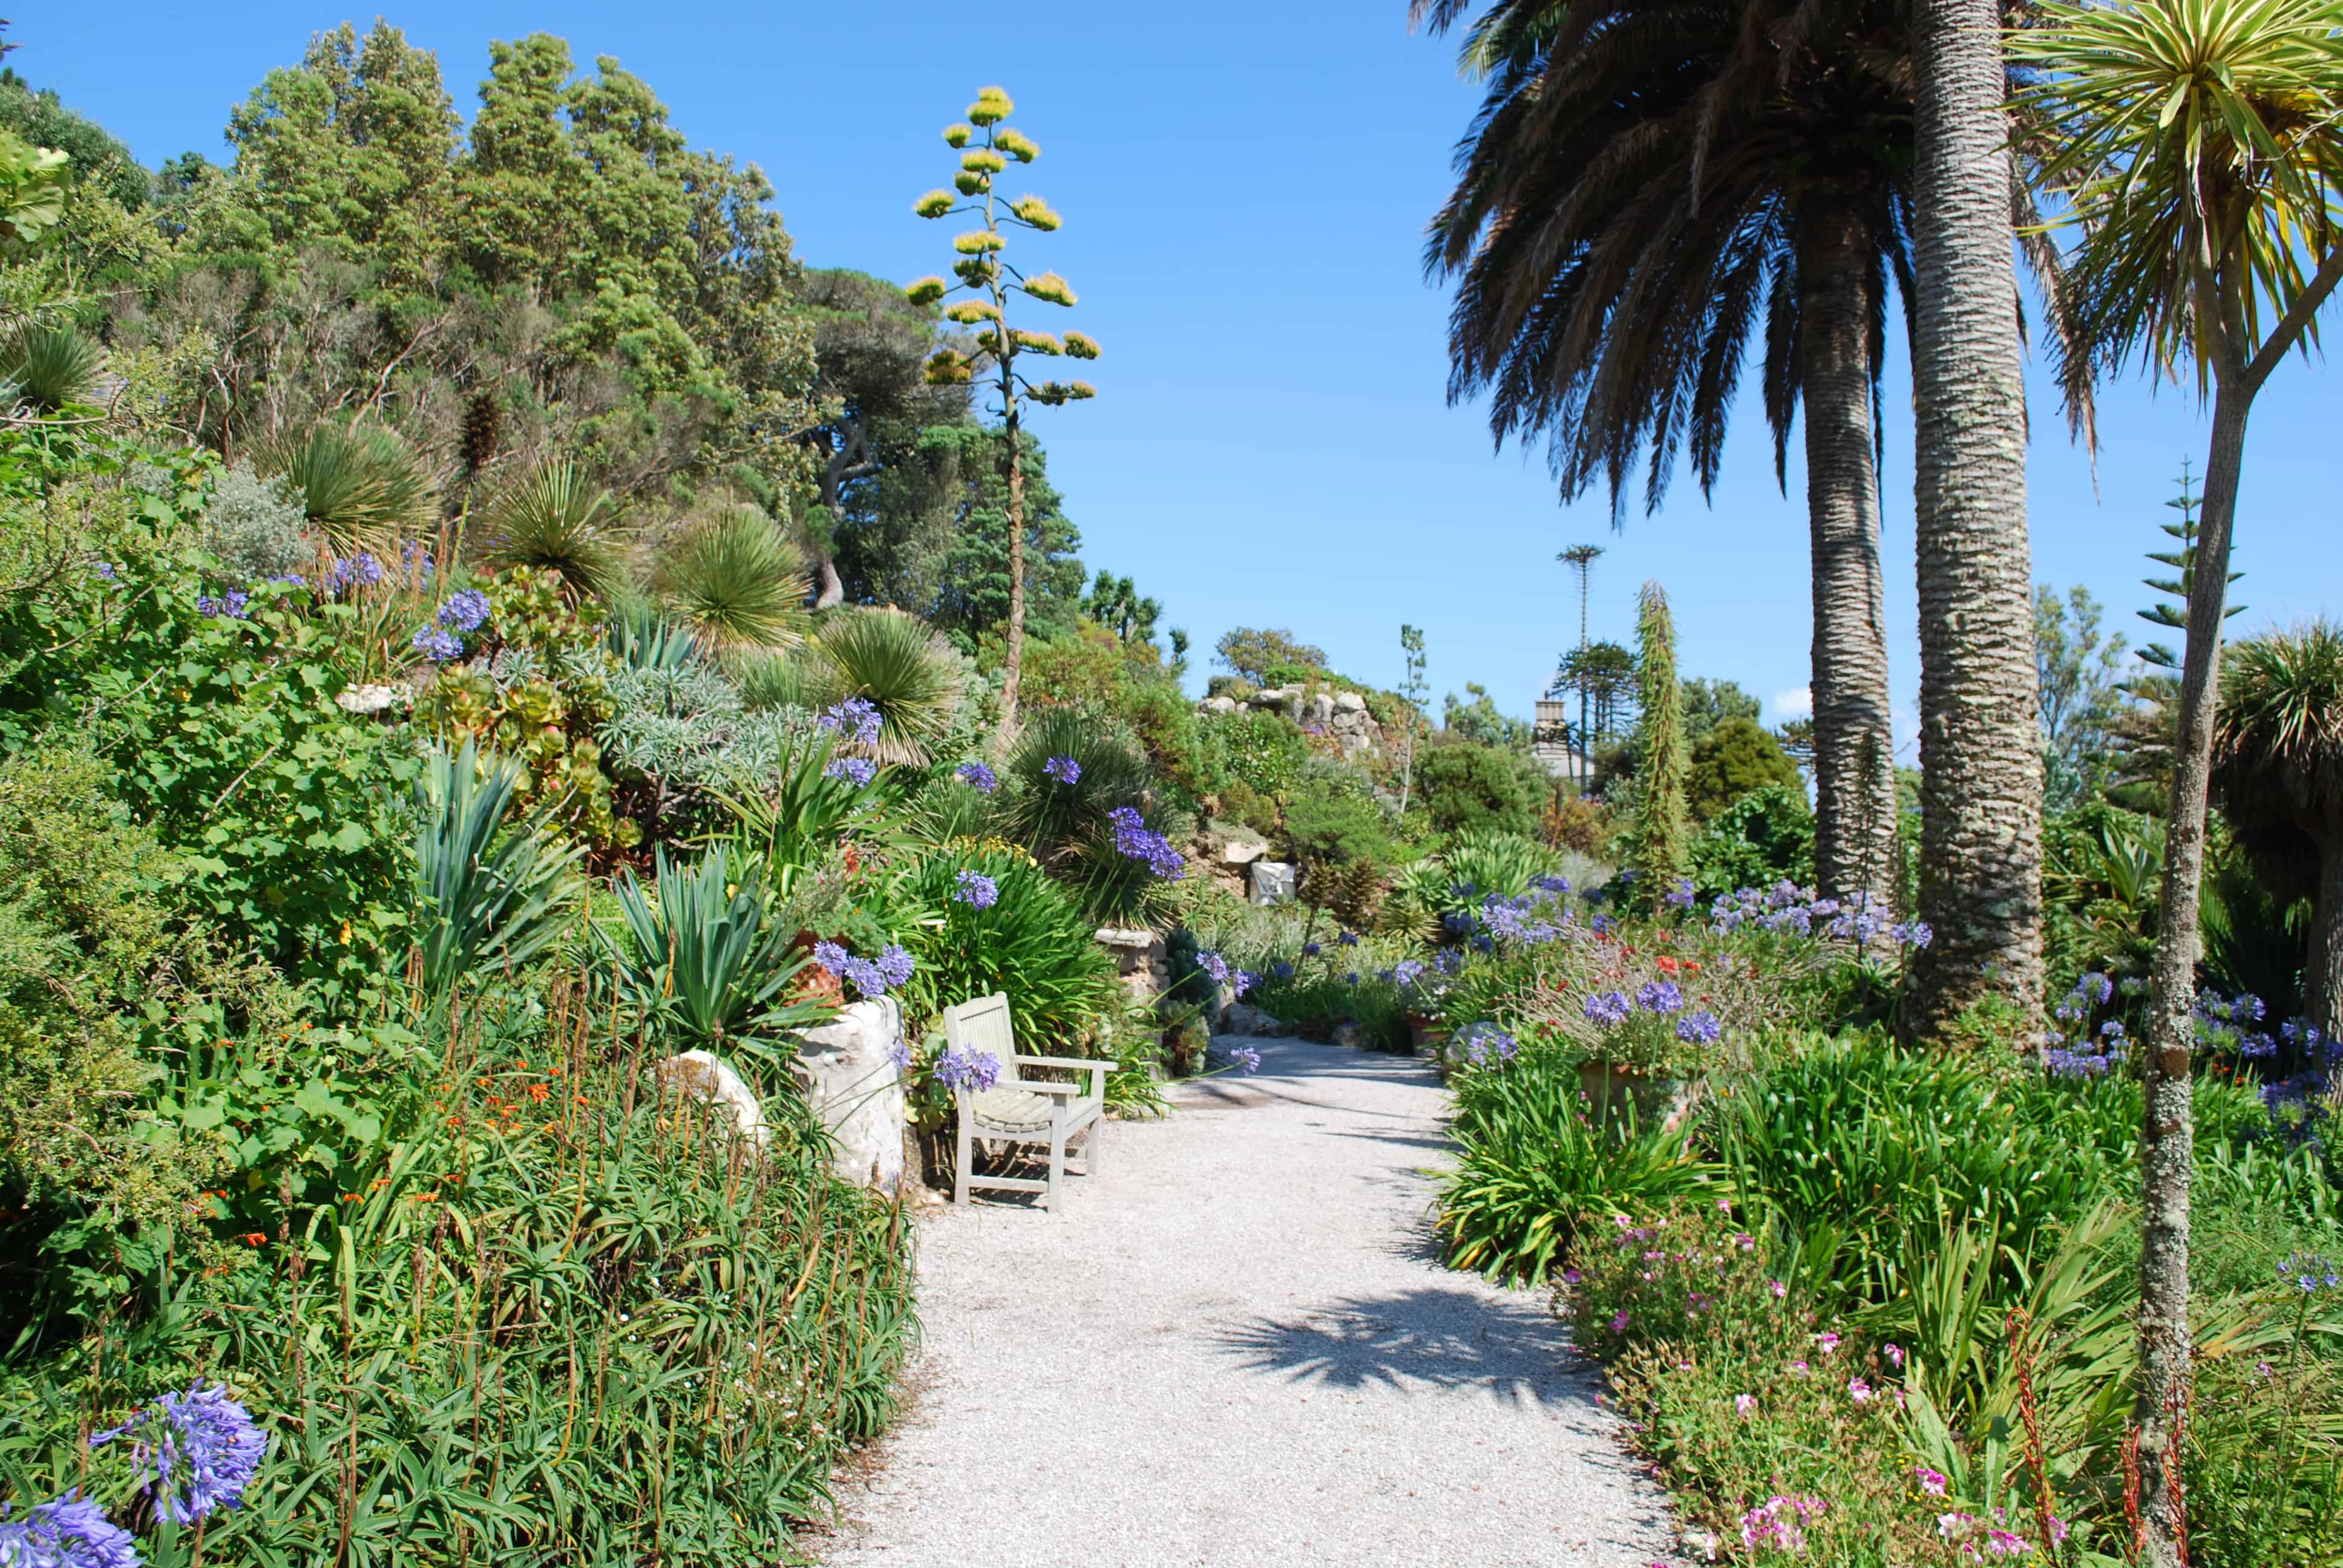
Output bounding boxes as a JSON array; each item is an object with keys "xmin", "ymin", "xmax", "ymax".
[
  {"xmin": 1985, "ymin": 1529, "xmax": 2030, "ymax": 1558},
  {"xmin": 1564, "ymin": 1268, "xmax": 1584, "ymax": 1284},
  {"xmin": 1814, "ymin": 1331, "xmax": 1840, "ymax": 1355},
  {"xmin": 1769, "ymin": 1279, "xmax": 1788, "ymax": 1299},
  {"xmin": 1738, "ymin": 1494, "xmax": 1826, "ymax": 1553},
  {"xmin": 1915, "ymin": 1465, "xmax": 1948, "ymax": 1496},
  {"xmin": 1789, "ymin": 1359, "xmax": 1809, "ymax": 1376},
  {"xmin": 1734, "ymin": 1393, "xmax": 1757, "ymax": 1417},
  {"xmin": 1847, "ymin": 1377, "xmax": 1873, "ymax": 1402},
  {"xmin": 1611, "ymin": 1310, "xmax": 1632, "ymax": 1334},
  {"xmin": 1884, "ymin": 1342, "xmax": 1905, "ymax": 1369},
  {"xmin": 1716, "ymin": 1198, "xmax": 1734, "ymax": 1212}
]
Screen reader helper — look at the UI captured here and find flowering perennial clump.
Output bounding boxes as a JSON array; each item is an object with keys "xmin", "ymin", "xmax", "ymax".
[
  {"xmin": 1107, "ymin": 806, "xmax": 1185, "ymax": 878},
  {"xmin": 824, "ymin": 756, "xmax": 879, "ymax": 787},
  {"xmin": 813, "ymin": 939, "xmax": 916, "ymax": 999},
  {"xmin": 437, "ymin": 588, "xmax": 491, "ymax": 633},
  {"xmin": 1041, "ymin": 754, "xmax": 1081, "ymax": 784},
  {"xmin": 818, "ymin": 696, "xmax": 884, "ymax": 745},
  {"xmin": 932, "ymin": 1047, "xmax": 1002, "ymax": 1092},
  {"xmin": 1706, "ymin": 881, "xmax": 1930, "ymax": 951},
  {"xmin": 1739, "ymin": 1494, "xmax": 1824, "ymax": 1553},
  {"xmin": 0, "ymin": 1491, "xmax": 142, "ymax": 1568},
  {"xmin": 952, "ymin": 870, "xmax": 1000, "ymax": 909},
  {"xmin": 956, "ymin": 760, "xmax": 998, "ymax": 792},
  {"xmin": 91, "ymin": 1380, "xmax": 269, "ymax": 1526}
]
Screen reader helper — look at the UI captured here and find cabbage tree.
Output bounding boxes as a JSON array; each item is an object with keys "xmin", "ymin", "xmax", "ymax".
[{"xmin": 2016, "ymin": 1, "xmax": 2343, "ymax": 1554}]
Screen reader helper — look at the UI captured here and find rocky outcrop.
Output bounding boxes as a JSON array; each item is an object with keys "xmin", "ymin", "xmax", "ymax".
[
  {"xmin": 1094, "ymin": 926, "xmax": 1168, "ymax": 1001},
  {"xmin": 656, "ymin": 1050, "xmax": 770, "ymax": 1148},
  {"xmin": 795, "ymin": 998, "xmax": 908, "ymax": 1188},
  {"xmin": 1198, "ymin": 684, "xmax": 1382, "ymax": 759},
  {"xmin": 1215, "ymin": 1001, "xmax": 1288, "ymax": 1039}
]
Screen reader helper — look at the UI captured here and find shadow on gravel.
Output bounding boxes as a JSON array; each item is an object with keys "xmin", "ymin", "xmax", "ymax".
[{"xmin": 1207, "ymin": 1287, "xmax": 1591, "ymax": 1407}]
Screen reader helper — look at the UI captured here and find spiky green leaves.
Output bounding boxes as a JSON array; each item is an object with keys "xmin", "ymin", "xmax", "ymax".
[
  {"xmin": 968, "ymin": 86, "xmax": 1014, "ymax": 126},
  {"xmin": 478, "ymin": 462, "xmax": 638, "ymax": 599},
  {"xmin": 258, "ymin": 420, "xmax": 436, "ymax": 554},
  {"xmin": 944, "ymin": 299, "xmax": 1001, "ymax": 324},
  {"xmin": 996, "ymin": 129, "xmax": 1039, "ymax": 162},
  {"xmin": 1009, "ymin": 194, "xmax": 1061, "ymax": 230},
  {"xmin": 1021, "ymin": 272, "xmax": 1077, "ymax": 306},
  {"xmin": 905, "ymin": 276, "xmax": 949, "ymax": 306},
  {"xmin": 952, "ymin": 229, "xmax": 1006, "ymax": 255},
  {"xmin": 653, "ymin": 503, "xmax": 811, "ymax": 655},
  {"xmin": 1011, "ymin": 329, "xmax": 1064, "ymax": 354},
  {"xmin": 954, "ymin": 171, "xmax": 990, "ymax": 196},
  {"xmin": 0, "ymin": 322, "xmax": 102, "ymax": 412},
  {"xmin": 1063, "ymin": 332, "xmax": 1101, "ymax": 359},
  {"xmin": 944, "ymin": 123, "xmax": 974, "ymax": 148},
  {"xmin": 962, "ymin": 148, "xmax": 1007, "ymax": 175},
  {"xmin": 914, "ymin": 189, "xmax": 955, "ymax": 218}
]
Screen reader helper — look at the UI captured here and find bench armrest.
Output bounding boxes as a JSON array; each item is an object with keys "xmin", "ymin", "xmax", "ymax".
[
  {"xmin": 1014, "ymin": 1054, "xmax": 1109, "ymax": 1077},
  {"xmin": 1001, "ymin": 1077, "xmax": 1086, "ymax": 1097}
]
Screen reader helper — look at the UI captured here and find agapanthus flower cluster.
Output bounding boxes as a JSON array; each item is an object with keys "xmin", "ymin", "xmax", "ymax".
[
  {"xmin": 320, "ymin": 550, "xmax": 385, "ymax": 596},
  {"xmin": 410, "ymin": 626, "xmax": 462, "ymax": 661},
  {"xmin": 1738, "ymin": 1494, "xmax": 1824, "ymax": 1553},
  {"xmin": 2195, "ymin": 989, "xmax": 2277, "ymax": 1058},
  {"xmin": 1675, "ymin": 1010, "xmax": 1722, "ymax": 1045},
  {"xmin": 1635, "ymin": 980, "xmax": 1683, "ymax": 1015},
  {"xmin": 91, "ymin": 1380, "xmax": 269, "ymax": 1526},
  {"xmin": 1458, "ymin": 1026, "xmax": 1519, "ymax": 1068},
  {"xmin": 1221, "ymin": 1044, "xmax": 1262, "ymax": 1075},
  {"xmin": 956, "ymin": 760, "xmax": 998, "ymax": 793},
  {"xmin": 1107, "ymin": 806, "xmax": 1185, "ymax": 879},
  {"xmin": 2281, "ymin": 1252, "xmax": 2342, "ymax": 1293},
  {"xmin": 1531, "ymin": 874, "xmax": 1571, "ymax": 895},
  {"xmin": 0, "ymin": 1491, "xmax": 141, "ymax": 1568},
  {"xmin": 1041, "ymin": 754, "xmax": 1081, "ymax": 785},
  {"xmin": 1582, "ymin": 990, "xmax": 1632, "ymax": 1027},
  {"xmin": 1660, "ymin": 877, "xmax": 1696, "ymax": 911},
  {"xmin": 818, "ymin": 696, "xmax": 883, "ymax": 745},
  {"xmin": 1197, "ymin": 949, "xmax": 1250, "ymax": 995},
  {"xmin": 952, "ymin": 871, "xmax": 999, "ymax": 909},
  {"xmin": 197, "ymin": 589, "xmax": 251, "ymax": 619},
  {"xmin": 932, "ymin": 1047, "xmax": 1002, "ymax": 1093},
  {"xmin": 1708, "ymin": 881, "xmax": 1931, "ymax": 952},
  {"xmin": 1392, "ymin": 958, "xmax": 1426, "ymax": 987},
  {"xmin": 1270, "ymin": 960, "xmax": 1294, "ymax": 981},
  {"xmin": 1337, "ymin": 931, "xmax": 1360, "ymax": 947},
  {"xmin": 436, "ymin": 588, "xmax": 491, "ymax": 633},
  {"xmin": 824, "ymin": 756, "xmax": 879, "ymax": 787},
  {"xmin": 812, "ymin": 939, "xmax": 915, "ymax": 999}
]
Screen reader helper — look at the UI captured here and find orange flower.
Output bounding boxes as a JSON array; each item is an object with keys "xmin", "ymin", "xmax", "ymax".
[
  {"xmin": 241, "ymin": 1232, "xmax": 267, "ymax": 1246},
  {"xmin": 526, "ymin": 1083, "xmax": 550, "ymax": 1103},
  {"xmin": 339, "ymin": 1192, "xmax": 361, "ymax": 1203}
]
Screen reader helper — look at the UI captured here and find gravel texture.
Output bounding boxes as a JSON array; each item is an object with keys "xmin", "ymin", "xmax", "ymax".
[{"xmin": 810, "ymin": 1034, "xmax": 1676, "ymax": 1567}]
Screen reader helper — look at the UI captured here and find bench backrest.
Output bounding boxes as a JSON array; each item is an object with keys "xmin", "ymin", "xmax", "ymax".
[{"xmin": 943, "ymin": 991, "xmax": 1017, "ymax": 1078}]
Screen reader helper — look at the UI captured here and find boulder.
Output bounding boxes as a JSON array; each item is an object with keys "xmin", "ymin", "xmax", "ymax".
[
  {"xmin": 1093, "ymin": 925, "xmax": 1169, "ymax": 1001},
  {"xmin": 335, "ymin": 684, "xmax": 407, "ymax": 715},
  {"xmin": 1216, "ymin": 1001, "xmax": 1288, "ymax": 1039},
  {"xmin": 1331, "ymin": 1019, "xmax": 1368, "ymax": 1051},
  {"xmin": 1333, "ymin": 691, "xmax": 1367, "ymax": 714},
  {"xmin": 794, "ymin": 998, "xmax": 908, "ymax": 1187},
  {"xmin": 656, "ymin": 1050, "xmax": 770, "ymax": 1148},
  {"xmin": 1220, "ymin": 838, "xmax": 1267, "ymax": 866},
  {"xmin": 1309, "ymin": 691, "xmax": 1335, "ymax": 725},
  {"xmin": 1250, "ymin": 860, "xmax": 1297, "ymax": 905},
  {"xmin": 1199, "ymin": 694, "xmax": 1240, "ymax": 715}
]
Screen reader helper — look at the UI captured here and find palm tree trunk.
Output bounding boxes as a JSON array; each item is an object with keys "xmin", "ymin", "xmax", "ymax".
[
  {"xmin": 1798, "ymin": 206, "xmax": 1901, "ymax": 909},
  {"xmin": 2132, "ymin": 341, "xmax": 2252, "ymax": 1564},
  {"xmin": 995, "ymin": 400, "xmax": 1027, "ymax": 754},
  {"xmin": 2312, "ymin": 833, "xmax": 2343, "ymax": 1041},
  {"xmin": 1905, "ymin": 0, "xmax": 2043, "ymax": 1037}
]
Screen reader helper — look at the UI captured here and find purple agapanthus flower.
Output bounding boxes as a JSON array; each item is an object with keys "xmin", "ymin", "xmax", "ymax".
[
  {"xmin": 1337, "ymin": 931, "xmax": 1360, "ymax": 947},
  {"xmin": 818, "ymin": 696, "xmax": 883, "ymax": 745},
  {"xmin": 875, "ymin": 944, "xmax": 916, "ymax": 989},
  {"xmin": 0, "ymin": 1491, "xmax": 141, "ymax": 1568},
  {"xmin": 435, "ymin": 587, "xmax": 490, "ymax": 631},
  {"xmin": 1583, "ymin": 990, "xmax": 1631, "ymax": 1027},
  {"xmin": 1233, "ymin": 969, "xmax": 1259, "ymax": 998},
  {"xmin": 1636, "ymin": 980, "xmax": 1684, "ymax": 1014},
  {"xmin": 813, "ymin": 939, "xmax": 850, "ymax": 973},
  {"xmin": 824, "ymin": 756, "xmax": 878, "ymax": 787},
  {"xmin": 326, "ymin": 552, "xmax": 386, "ymax": 595},
  {"xmin": 1393, "ymin": 958, "xmax": 1426, "ymax": 987},
  {"xmin": 1223, "ymin": 1044, "xmax": 1262, "ymax": 1075},
  {"xmin": 1197, "ymin": 950, "xmax": 1231, "ymax": 988},
  {"xmin": 956, "ymin": 760, "xmax": 998, "ymax": 793},
  {"xmin": 1662, "ymin": 877, "xmax": 1696, "ymax": 910},
  {"xmin": 1271, "ymin": 961, "xmax": 1295, "ymax": 981},
  {"xmin": 933, "ymin": 1047, "xmax": 1002, "ymax": 1093},
  {"xmin": 197, "ymin": 590, "xmax": 250, "ymax": 619},
  {"xmin": 953, "ymin": 871, "xmax": 1000, "ymax": 909},
  {"xmin": 1042, "ymin": 754, "xmax": 1081, "ymax": 785},
  {"xmin": 411, "ymin": 626, "xmax": 462, "ymax": 660},
  {"xmin": 1676, "ymin": 1011, "xmax": 1722, "ymax": 1044},
  {"xmin": 1107, "ymin": 806, "xmax": 1186, "ymax": 878},
  {"xmin": 91, "ymin": 1380, "xmax": 269, "ymax": 1525},
  {"xmin": 1302, "ymin": 942, "xmax": 1322, "ymax": 956}
]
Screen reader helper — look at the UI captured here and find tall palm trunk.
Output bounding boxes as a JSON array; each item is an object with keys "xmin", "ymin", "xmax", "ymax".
[
  {"xmin": 995, "ymin": 399, "xmax": 1028, "ymax": 755},
  {"xmin": 1906, "ymin": 0, "xmax": 2043, "ymax": 1037},
  {"xmin": 1799, "ymin": 205, "xmax": 1901, "ymax": 907}
]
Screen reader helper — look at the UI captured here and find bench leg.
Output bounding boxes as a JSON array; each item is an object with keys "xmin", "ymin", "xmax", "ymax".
[
  {"xmin": 1047, "ymin": 1117, "xmax": 1065, "ymax": 1209},
  {"xmin": 954, "ymin": 1097, "xmax": 971, "ymax": 1205},
  {"xmin": 1087, "ymin": 1116, "xmax": 1104, "ymax": 1176}
]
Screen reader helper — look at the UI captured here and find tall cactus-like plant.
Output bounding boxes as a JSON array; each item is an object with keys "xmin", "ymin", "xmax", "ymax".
[
  {"xmin": 906, "ymin": 85, "xmax": 1099, "ymax": 753},
  {"xmin": 1633, "ymin": 581, "xmax": 1690, "ymax": 903}
]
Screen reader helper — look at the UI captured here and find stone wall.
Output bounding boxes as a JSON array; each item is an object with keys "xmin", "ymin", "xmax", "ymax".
[{"xmin": 1197, "ymin": 684, "xmax": 1382, "ymax": 759}]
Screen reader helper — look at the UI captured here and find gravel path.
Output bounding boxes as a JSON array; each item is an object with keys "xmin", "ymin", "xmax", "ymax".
[{"xmin": 810, "ymin": 1034, "xmax": 1676, "ymax": 1568}]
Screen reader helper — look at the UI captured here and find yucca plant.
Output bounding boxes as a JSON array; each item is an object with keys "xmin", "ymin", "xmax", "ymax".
[
  {"xmin": 477, "ymin": 460, "xmax": 637, "ymax": 598},
  {"xmin": 606, "ymin": 848, "xmax": 830, "ymax": 1064},
  {"xmin": 410, "ymin": 739, "xmax": 585, "ymax": 1005},
  {"xmin": 995, "ymin": 705, "xmax": 1151, "ymax": 858},
  {"xmin": 808, "ymin": 606, "xmax": 965, "ymax": 765},
  {"xmin": 259, "ymin": 420, "xmax": 436, "ymax": 554},
  {"xmin": 606, "ymin": 597, "xmax": 703, "ymax": 673},
  {"xmin": 710, "ymin": 729, "xmax": 894, "ymax": 901},
  {"xmin": 655, "ymin": 502, "xmax": 811, "ymax": 656},
  {"xmin": 0, "ymin": 322, "xmax": 102, "ymax": 413}
]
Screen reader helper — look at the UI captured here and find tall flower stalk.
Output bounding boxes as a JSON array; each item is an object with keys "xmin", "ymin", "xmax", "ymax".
[
  {"xmin": 906, "ymin": 86, "xmax": 1099, "ymax": 754},
  {"xmin": 1633, "ymin": 581, "xmax": 1690, "ymax": 903}
]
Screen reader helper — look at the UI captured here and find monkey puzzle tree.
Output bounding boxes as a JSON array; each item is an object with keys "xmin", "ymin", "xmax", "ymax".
[{"xmin": 905, "ymin": 85, "xmax": 1098, "ymax": 752}]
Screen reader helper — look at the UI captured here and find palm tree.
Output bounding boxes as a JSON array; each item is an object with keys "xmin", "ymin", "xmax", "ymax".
[
  {"xmin": 1414, "ymin": 0, "xmax": 1914, "ymax": 912},
  {"xmin": 2213, "ymin": 624, "xmax": 2343, "ymax": 1037},
  {"xmin": 2016, "ymin": 1, "xmax": 2343, "ymax": 1553},
  {"xmin": 1899, "ymin": 0, "xmax": 2052, "ymax": 1042}
]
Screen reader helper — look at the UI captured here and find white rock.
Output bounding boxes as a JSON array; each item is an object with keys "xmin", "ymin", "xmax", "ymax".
[
  {"xmin": 1310, "ymin": 693, "xmax": 1335, "ymax": 725},
  {"xmin": 656, "ymin": 1050, "xmax": 770, "ymax": 1148},
  {"xmin": 1220, "ymin": 838, "xmax": 1267, "ymax": 866},
  {"xmin": 335, "ymin": 684, "xmax": 407, "ymax": 714},
  {"xmin": 1333, "ymin": 691, "xmax": 1367, "ymax": 714},
  {"xmin": 795, "ymin": 997, "xmax": 908, "ymax": 1187},
  {"xmin": 1250, "ymin": 860, "xmax": 1296, "ymax": 905},
  {"xmin": 1200, "ymin": 694, "xmax": 1239, "ymax": 715}
]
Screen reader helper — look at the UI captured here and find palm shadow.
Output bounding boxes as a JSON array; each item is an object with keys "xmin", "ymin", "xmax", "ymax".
[{"xmin": 1205, "ymin": 1285, "xmax": 1597, "ymax": 1408}]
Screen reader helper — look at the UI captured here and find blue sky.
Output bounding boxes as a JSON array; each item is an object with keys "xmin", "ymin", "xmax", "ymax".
[{"xmin": 22, "ymin": 1, "xmax": 2341, "ymax": 751}]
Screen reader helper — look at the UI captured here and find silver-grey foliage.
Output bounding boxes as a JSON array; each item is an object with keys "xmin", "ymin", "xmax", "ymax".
[{"xmin": 200, "ymin": 462, "xmax": 315, "ymax": 581}]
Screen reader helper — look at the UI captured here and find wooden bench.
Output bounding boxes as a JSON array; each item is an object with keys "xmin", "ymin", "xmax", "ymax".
[{"xmin": 946, "ymin": 991, "xmax": 1106, "ymax": 1209}]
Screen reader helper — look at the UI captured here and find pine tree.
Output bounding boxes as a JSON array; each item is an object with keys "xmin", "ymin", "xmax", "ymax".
[{"xmin": 2137, "ymin": 461, "xmax": 2244, "ymax": 670}]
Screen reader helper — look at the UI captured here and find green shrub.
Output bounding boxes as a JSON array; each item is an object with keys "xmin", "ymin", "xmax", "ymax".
[
  {"xmin": 1412, "ymin": 738, "xmax": 1548, "ymax": 837},
  {"xmin": 885, "ymin": 846, "xmax": 1118, "ymax": 1052},
  {"xmin": 1686, "ymin": 782, "xmax": 1814, "ymax": 897},
  {"xmin": 1686, "ymin": 715, "xmax": 1803, "ymax": 822},
  {"xmin": 1282, "ymin": 757, "xmax": 1395, "ymax": 870}
]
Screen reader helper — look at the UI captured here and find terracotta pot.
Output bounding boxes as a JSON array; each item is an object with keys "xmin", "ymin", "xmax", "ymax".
[{"xmin": 1578, "ymin": 1060, "xmax": 1700, "ymax": 1132}]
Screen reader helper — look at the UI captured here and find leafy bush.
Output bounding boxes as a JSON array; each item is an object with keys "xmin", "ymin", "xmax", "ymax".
[
  {"xmin": 198, "ymin": 460, "xmax": 315, "ymax": 579},
  {"xmin": 1686, "ymin": 715, "xmax": 1803, "ymax": 822},
  {"xmin": 1686, "ymin": 782, "xmax": 1814, "ymax": 897},
  {"xmin": 885, "ymin": 846, "xmax": 1119, "ymax": 1053},
  {"xmin": 1412, "ymin": 737, "xmax": 1548, "ymax": 837},
  {"xmin": 1282, "ymin": 756, "xmax": 1395, "ymax": 870}
]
